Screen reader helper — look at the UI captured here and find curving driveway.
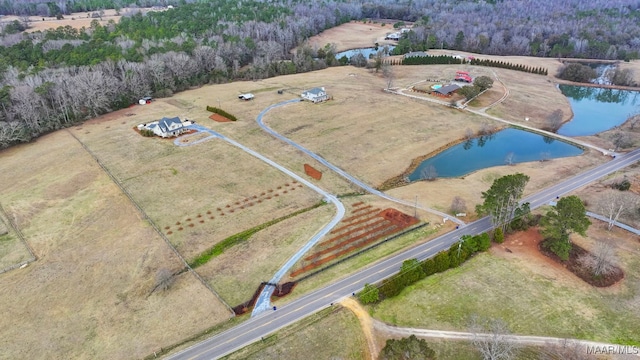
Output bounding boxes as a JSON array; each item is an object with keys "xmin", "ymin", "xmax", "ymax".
[
  {"xmin": 255, "ymin": 99, "xmax": 465, "ymax": 226},
  {"xmin": 174, "ymin": 125, "xmax": 346, "ymax": 317}
]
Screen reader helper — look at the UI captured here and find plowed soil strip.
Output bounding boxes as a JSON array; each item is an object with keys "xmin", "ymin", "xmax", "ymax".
[
  {"xmin": 330, "ymin": 213, "xmax": 382, "ymax": 234},
  {"xmin": 305, "ymin": 221, "xmax": 395, "ymax": 260},
  {"xmin": 341, "ymin": 209, "xmax": 380, "ymax": 224},
  {"xmin": 320, "ymin": 218, "xmax": 388, "ymax": 248}
]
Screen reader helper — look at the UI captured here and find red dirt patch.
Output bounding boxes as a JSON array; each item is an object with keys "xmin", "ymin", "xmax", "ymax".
[
  {"xmin": 290, "ymin": 208, "xmax": 419, "ymax": 278},
  {"xmin": 496, "ymin": 228, "xmax": 624, "ymax": 287},
  {"xmin": 304, "ymin": 164, "xmax": 323, "ymax": 180},
  {"xmin": 232, "ymin": 281, "xmax": 297, "ymax": 315},
  {"xmin": 209, "ymin": 113, "xmax": 232, "ymax": 122},
  {"xmin": 539, "ymin": 240, "xmax": 624, "ymax": 287}
]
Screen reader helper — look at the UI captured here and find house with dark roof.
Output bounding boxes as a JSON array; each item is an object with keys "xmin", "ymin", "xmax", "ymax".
[
  {"xmin": 301, "ymin": 87, "xmax": 329, "ymax": 103},
  {"xmin": 433, "ymin": 84, "xmax": 460, "ymax": 97},
  {"xmin": 137, "ymin": 116, "xmax": 188, "ymax": 138}
]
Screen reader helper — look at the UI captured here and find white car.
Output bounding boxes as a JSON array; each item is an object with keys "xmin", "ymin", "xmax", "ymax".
[{"xmin": 238, "ymin": 93, "xmax": 254, "ymax": 100}]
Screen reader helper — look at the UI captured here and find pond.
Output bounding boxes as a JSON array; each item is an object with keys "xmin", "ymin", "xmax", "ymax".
[
  {"xmin": 407, "ymin": 128, "xmax": 584, "ymax": 180},
  {"xmin": 334, "ymin": 45, "xmax": 395, "ymax": 60},
  {"xmin": 558, "ymin": 85, "xmax": 640, "ymax": 137}
]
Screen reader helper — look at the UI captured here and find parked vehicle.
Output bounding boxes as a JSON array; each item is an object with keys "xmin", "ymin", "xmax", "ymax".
[{"xmin": 238, "ymin": 93, "xmax": 254, "ymax": 100}]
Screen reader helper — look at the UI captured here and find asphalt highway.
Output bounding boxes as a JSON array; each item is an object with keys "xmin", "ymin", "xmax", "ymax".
[{"xmin": 168, "ymin": 149, "xmax": 640, "ymax": 360}]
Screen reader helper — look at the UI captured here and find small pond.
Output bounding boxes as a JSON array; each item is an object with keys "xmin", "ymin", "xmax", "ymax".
[
  {"xmin": 558, "ymin": 85, "xmax": 640, "ymax": 137},
  {"xmin": 407, "ymin": 128, "xmax": 584, "ymax": 180},
  {"xmin": 335, "ymin": 45, "xmax": 395, "ymax": 60}
]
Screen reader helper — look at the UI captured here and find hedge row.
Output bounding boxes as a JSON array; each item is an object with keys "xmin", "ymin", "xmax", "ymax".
[
  {"xmin": 391, "ymin": 55, "xmax": 547, "ymax": 75},
  {"xmin": 360, "ymin": 233, "xmax": 491, "ymax": 303},
  {"xmin": 206, "ymin": 106, "xmax": 238, "ymax": 121},
  {"xmin": 189, "ymin": 202, "xmax": 323, "ymax": 268}
]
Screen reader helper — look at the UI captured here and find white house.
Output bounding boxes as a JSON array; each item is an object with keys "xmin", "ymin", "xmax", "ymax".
[
  {"xmin": 138, "ymin": 116, "xmax": 189, "ymax": 138},
  {"xmin": 301, "ymin": 87, "xmax": 329, "ymax": 103}
]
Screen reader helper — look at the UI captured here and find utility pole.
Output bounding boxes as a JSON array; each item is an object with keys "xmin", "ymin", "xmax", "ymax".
[{"xmin": 414, "ymin": 195, "xmax": 418, "ymax": 218}]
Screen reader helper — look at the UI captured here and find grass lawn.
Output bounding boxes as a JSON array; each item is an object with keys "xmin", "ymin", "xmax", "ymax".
[
  {"xmin": 368, "ymin": 241, "xmax": 640, "ymax": 345},
  {"xmin": 223, "ymin": 307, "xmax": 367, "ymax": 360},
  {"xmin": 198, "ymin": 204, "xmax": 335, "ymax": 306}
]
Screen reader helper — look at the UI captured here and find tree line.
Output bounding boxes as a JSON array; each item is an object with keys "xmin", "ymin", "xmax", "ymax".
[
  {"xmin": 0, "ymin": 1, "xmax": 361, "ymax": 148},
  {"xmin": 394, "ymin": 54, "xmax": 548, "ymax": 75},
  {"xmin": 1, "ymin": 0, "xmax": 639, "ymax": 148}
]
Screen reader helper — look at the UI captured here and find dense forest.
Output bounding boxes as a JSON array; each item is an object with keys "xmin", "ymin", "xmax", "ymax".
[{"xmin": 1, "ymin": 0, "xmax": 640, "ymax": 148}]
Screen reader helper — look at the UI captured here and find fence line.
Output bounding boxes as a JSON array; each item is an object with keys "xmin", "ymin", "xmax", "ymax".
[
  {"xmin": 0, "ymin": 202, "xmax": 37, "ymax": 275},
  {"xmin": 66, "ymin": 130, "xmax": 235, "ymax": 317}
]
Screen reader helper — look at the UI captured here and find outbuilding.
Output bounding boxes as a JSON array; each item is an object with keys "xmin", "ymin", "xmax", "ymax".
[{"xmin": 434, "ymin": 84, "xmax": 460, "ymax": 97}]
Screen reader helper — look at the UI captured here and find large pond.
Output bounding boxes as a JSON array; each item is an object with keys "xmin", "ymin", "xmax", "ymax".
[
  {"xmin": 407, "ymin": 128, "xmax": 584, "ymax": 180},
  {"xmin": 558, "ymin": 85, "xmax": 640, "ymax": 137},
  {"xmin": 335, "ymin": 45, "xmax": 395, "ymax": 60}
]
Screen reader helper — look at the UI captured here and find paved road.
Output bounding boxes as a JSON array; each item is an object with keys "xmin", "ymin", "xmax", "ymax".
[
  {"xmin": 175, "ymin": 125, "xmax": 346, "ymax": 316},
  {"xmin": 255, "ymin": 99, "xmax": 465, "ymax": 226},
  {"xmin": 167, "ymin": 148, "xmax": 640, "ymax": 360}
]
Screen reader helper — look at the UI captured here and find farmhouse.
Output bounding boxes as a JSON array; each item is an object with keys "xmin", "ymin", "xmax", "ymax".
[
  {"xmin": 301, "ymin": 87, "xmax": 329, "ymax": 103},
  {"xmin": 138, "ymin": 116, "xmax": 190, "ymax": 138},
  {"xmin": 433, "ymin": 84, "xmax": 460, "ymax": 97}
]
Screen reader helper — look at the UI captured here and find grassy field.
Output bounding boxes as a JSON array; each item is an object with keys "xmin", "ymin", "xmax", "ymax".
[
  {"xmin": 0, "ymin": 131, "xmax": 232, "ymax": 359},
  {"xmin": 198, "ymin": 204, "xmax": 335, "ymax": 306},
  {"xmin": 0, "ymin": 210, "xmax": 32, "ymax": 270},
  {"xmin": 367, "ymin": 225, "xmax": 640, "ymax": 345},
  {"xmin": 70, "ymin": 113, "xmax": 325, "ymax": 261},
  {"xmin": 1, "ymin": 20, "xmax": 636, "ymax": 358},
  {"xmin": 223, "ymin": 307, "xmax": 367, "ymax": 360}
]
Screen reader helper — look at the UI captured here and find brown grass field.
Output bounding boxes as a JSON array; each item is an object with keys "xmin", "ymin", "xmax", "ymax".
[
  {"xmin": 0, "ymin": 132, "xmax": 232, "ymax": 359},
  {"xmin": 1, "ymin": 9, "xmax": 122, "ymax": 33},
  {"xmin": 304, "ymin": 20, "xmax": 403, "ymax": 52},
  {"xmin": 2, "ymin": 19, "xmax": 640, "ymax": 359}
]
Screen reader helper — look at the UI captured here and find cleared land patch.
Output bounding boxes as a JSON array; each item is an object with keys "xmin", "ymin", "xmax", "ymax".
[{"xmin": 0, "ymin": 131, "xmax": 231, "ymax": 359}]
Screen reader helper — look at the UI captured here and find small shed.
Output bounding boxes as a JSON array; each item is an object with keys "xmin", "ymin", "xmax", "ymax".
[{"xmin": 301, "ymin": 87, "xmax": 329, "ymax": 103}]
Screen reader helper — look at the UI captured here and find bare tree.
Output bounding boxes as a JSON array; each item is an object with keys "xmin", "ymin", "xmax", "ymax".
[
  {"xmin": 382, "ymin": 63, "xmax": 394, "ymax": 89},
  {"xmin": 539, "ymin": 339, "xmax": 593, "ymax": 360},
  {"xmin": 469, "ymin": 315, "xmax": 518, "ymax": 360},
  {"xmin": 546, "ymin": 109, "xmax": 564, "ymax": 132},
  {"xmin": 479, "ymin": 122, "xmax": 498, "ymax": 135},
  {"xmin": 421, "ymin": 165, "xmax": 438, "ymax": 181},
  {"xmin": 578, "ymin": 239, "xmax": 618, "ymax": 277},
  {"xmin": 464, "ymin": 128, "xmax": 475, "ymax": 140},
  {"xmin": 610, "ymin": 131, "xmax": 633, "ymax": 151},
  {"xmin": 597, "ymin": 189, "xmax": 635, "ymax": 231},
  {"xmin": 155, "ymin": 268, "xmax": 175, "ymax": 292},
  {"xmin": 450, "ymin": 196, "xmax": 467, "ymax": 214},
  {"xmin": 627, "ymin": 113, "xmax": 640, "ymax": 130}
]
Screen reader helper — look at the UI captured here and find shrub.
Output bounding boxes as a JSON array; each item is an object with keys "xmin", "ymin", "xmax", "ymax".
[
  {"xmin": 421, "ymin": 259, "xmax": 437, "ymax": 276},
  {"xmin": 493, "ymin": 227, "xmax": 504, "ymax": 243},
  {"xmin": 612, "ymin": 179, "xmax": 631, "ymax": 191},
  {"xmin": 557, "ymin": 63, "xmax": 597, "ymax": 83},
  {"xmin": 433, "ymin": 252, "xmax": 451, "ymax": 272},
  {"xmin": 140, "ymin": 128, "xmax": 155, "ymax": 137},
  {"xmin": 358, "ymin": 283, "xmax": 379, "ymax": 304},
  {"xmin": 206, "ymin": 106, "xmax": 238, "ymax": 121}
]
